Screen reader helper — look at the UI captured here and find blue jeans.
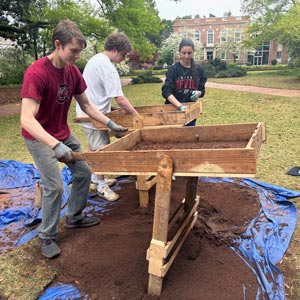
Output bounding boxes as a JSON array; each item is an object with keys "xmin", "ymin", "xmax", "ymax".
[
  {"xmin": 186, "ymin": 119, "xmax": 196, "ymax": 126},
  {"xmin": 24, "ymin": 134, "xmax": 92, "ymax": 240}
]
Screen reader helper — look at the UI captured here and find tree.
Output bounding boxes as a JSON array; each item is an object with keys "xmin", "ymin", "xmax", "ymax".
[
  {"xmin": 241, "ymin": 0, "xmax": 300, "ymax": 61},
  {"xmin": 271, "ymin": 3, "xmax": 300, "ymax": 60},
  {"xmin": 158, "ymin": 31, "xmax": 203, "ymax": 65},
  {"xmin": 216, "ymin": 28, "xmax": 245, "ymax": 63},
  {"xmin": 103, "ymin": 0, "xmax": 164, "ymax": 61},
  {"xmin": 0, "ymin": 0, "xmax": 110, "ymax": 60}
]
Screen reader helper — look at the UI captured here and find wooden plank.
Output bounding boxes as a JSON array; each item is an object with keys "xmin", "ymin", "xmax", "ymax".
[
  {"xmin": 73, "ymin": 101, "xmax": 202, "ymax": 130},
  {"xmin": 139, "ymin": 123, "xmax": 258, "ymax": 143},
  {"xmin": 161, "ymin": 212, "xmax": 198, "ymax": 277},
  {"xmin": 73, "ymin": 148, "xmax": 257, "ymax": 175},
  {"xmin": 136, "ymin": 175, "xmax": 157, "ymax": 208},
  {"xmin": 165, "ymin": 196, "xmax": 199, "ymax": 258},
  {"xmin": 152, "ymin": 155, "xmax": 173, "ymax": 243},
  {"xmin": 148, "ymin": 274, "xmax": 163, "ymax": 296},
  {"xmin": 185, "ymin": 177, "xmax": 199, "ymax": 211},
  {"xmin": 136, "ymin": 175, "xmax": 156, "ymax": 190}
]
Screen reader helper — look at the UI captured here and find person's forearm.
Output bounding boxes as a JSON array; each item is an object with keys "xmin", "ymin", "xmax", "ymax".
[
  {"xmin": 21, "ymin": 117, "xmax": 58, "ymax": 148},
  {"xmin": 167, "ymin": 94, "xmax": 182, "ymax": 109},
  {"xmin": 115, "ymin": 96, "xmax": 138, "ymax": 115},
  {"xmin": 83, "ymin": 103, "xmax": 110, "ymax": 125}
]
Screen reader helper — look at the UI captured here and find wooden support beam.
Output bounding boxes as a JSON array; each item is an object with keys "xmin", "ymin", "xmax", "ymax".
[
  {"xmin": 185, "ymin": 177, "xmax": 199, "ymax": 211},
  {"xmin": 152, "ymin": 155, "xmax": 173, "ymax": 243},
  {"xmin": 136, "ymin": 175, "xmax": 157, "ymax": 208},
  {"xmin": 148, "ymin": 155, "xmax": 173, "ymax": 296}
]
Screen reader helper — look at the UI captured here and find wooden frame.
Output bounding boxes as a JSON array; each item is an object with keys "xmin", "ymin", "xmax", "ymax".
[
  {"xmin": 72, "ymin": 122, "xmax": 266, "ymax": 178},
  {"xmin": 71, "ymin": 122, "xmax": 266, "ymax": 296},
  {"xmin": 73, "ymin": 101, "xmax": 202, "ymax": 131}
]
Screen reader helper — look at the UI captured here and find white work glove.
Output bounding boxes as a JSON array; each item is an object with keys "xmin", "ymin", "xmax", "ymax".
[
  {"xmin": 178, "ymin": 105, "xmax": 187, "ymax": 112},
  {"xmin": 106, "ymin": 119, "xmax": 128, "ymax": 132},
  {"xmin": 190, "ymin": 90, "xmax": 201, "ymax": 101},
  {"xmin": 52, "ymin": 142, "xmax": 74, "ymax": 163}
]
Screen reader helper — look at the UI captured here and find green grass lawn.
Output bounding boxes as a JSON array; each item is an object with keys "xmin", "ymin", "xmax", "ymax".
[
  {"xmin": 2, "ymin": 79, "xmax": 300, "ymax": 191},
  {"xmin": 209, "ymin": 68, "xmax": 300, "ymax": 90},
  {"xmin": 1, "ymin": 71, "xmax": 300, "ymax": 299}
]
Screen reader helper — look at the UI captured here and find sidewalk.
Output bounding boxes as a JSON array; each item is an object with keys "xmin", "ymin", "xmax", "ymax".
[{"xmin": 1, "ymin": 80, "xmax": 299, "ymax": 118}]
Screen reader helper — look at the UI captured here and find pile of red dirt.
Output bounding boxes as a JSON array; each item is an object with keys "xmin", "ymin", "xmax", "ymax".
[{"xmin": 39, "ymin": 177, "xmax": 261, "ymax": 300}]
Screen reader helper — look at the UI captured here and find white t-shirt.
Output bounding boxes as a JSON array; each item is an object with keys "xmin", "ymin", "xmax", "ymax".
[{"xmin": 76, "ymin": 53, "xmax": 124, "ymax": 129}]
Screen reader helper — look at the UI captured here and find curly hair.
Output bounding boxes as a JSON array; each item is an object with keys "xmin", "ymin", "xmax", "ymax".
[{"xmin": 104, "ymin": 32, "xmax": 132, "ymax": 53}]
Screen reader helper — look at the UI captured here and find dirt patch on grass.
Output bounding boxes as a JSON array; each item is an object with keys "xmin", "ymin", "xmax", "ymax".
[{"xmin": 42, "ymin": 178, "xmax": 261, "ymax": 300}]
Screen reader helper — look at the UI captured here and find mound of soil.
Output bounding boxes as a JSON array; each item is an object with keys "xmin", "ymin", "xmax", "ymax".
[{"xmin": 41, "ymin": 177, "xmax": 261, "ymax": 300}]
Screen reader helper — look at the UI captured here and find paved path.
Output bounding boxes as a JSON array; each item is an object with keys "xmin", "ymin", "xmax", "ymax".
[
  {"xmin": 1, "ymin": 80, "xmax": 299, "ymax": 118},
  {"xmin": 206, "ymin": 82, "xmax": 300, "ymax": 98}
]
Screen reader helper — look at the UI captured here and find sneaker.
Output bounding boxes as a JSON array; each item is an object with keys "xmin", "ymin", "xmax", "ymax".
[
  {"xmin": 89, "ymin": 182, "xmax": 98, "ymax": 193},
  {"xmin": 40, "ymin": 238, "xmax": 61, "ymax": 258},
  {"xmin": 89, "ymin": 179, "xmax": 117, "ymax": 193},
  {"xmin": 105, "ymin": 178, "xmax": 117, "ymax": 187},
  {"xmin": 97, "ymin": 184, "xmax": 120, "ymax": 202},
  {"xmin": 65, "ymin": 215, "xmax": 100, "ymax": 229}
]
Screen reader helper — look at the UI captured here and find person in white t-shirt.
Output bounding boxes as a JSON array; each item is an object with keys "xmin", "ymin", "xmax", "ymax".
[{"xmin": 76, "ymin": 32, "xmax": 138, "ymax": 201}]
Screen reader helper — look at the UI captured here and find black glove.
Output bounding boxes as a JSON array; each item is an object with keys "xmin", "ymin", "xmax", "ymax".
[
  {"xmin": 106, "ymin": 119, "xmax": 128, "ymax": 132},
  {"xmin": 52, "ymin": 142, "xmax": 74, "ymax": 163}
]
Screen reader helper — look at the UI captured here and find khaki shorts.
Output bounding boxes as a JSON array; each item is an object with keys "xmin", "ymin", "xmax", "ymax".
[{"xmin": 83, "ymin": 128, "xmax": 110, "ymax": 151}]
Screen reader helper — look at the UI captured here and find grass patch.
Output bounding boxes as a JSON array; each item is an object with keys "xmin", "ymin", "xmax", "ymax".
[
  {"xmin": 0, "ymin": 239, "xmax": 57, "ymax": 300},
  {"xmin": 1, "ymin": 77, "xmax": 300, "ymax": 299},
  {"xmin": 209, "ymin": 69, "xmax": 300, "ymax": 90}
]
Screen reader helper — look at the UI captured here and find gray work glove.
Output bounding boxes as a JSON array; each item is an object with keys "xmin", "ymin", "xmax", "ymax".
[
  {"xmin": 190, "ymin": 90, "xmax": 201, "ymax": 101},
  {"xmin": 178, "ymin": 105, "xmax": 187, "ymax": 112},
  {"xmin": 52, "ymin": 142, "xmax": 74, "ymax": 163},
  {"xmin": 106, "ymin": 119, "xmax": 128, "ymax": 132}
]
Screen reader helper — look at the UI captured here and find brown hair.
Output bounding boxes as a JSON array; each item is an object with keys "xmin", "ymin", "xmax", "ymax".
[
  {"xmin": 52, "ymin": 19, "xmax": 87, "ymax": 50},
  {"xmin": 179, "ymin": 38, "xmax": 199, "ymax": 85},
  {"xmin": 179, "ymin": 38, "xmax": 194, "ymax": 51},
  {"xmin": 104, "ymin": 32, "xmax": 132, "ymax": 53}
]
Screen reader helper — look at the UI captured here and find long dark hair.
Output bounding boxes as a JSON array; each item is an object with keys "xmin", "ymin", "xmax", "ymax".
[{"xmin": 179, "ymin": 38, "xmax": 199, "ymax": 86}]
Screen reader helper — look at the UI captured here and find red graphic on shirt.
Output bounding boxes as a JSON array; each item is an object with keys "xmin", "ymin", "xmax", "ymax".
[
  {"xmin": 57, "ymin": 83, "xmax": 70, "ymax": 104},
  {"xmin": 175, "ymin": 78, "xmax": 197, "ymax": 90}
]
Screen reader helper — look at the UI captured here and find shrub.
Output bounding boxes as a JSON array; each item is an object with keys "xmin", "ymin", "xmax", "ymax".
[
  {"xmin": 271, "ymin": 59, "xmax": 278, "ymax": 65},
  {"xmin": 215, "ymin": 67, "xmax": 247, "ymax": 78},
  {"xmin": 200, "ymin": 63, "xmax": 217, "ymax": 78},
  {"xmin": 131, "ymin": 73, "xmax": 163, "ymax": 84}
]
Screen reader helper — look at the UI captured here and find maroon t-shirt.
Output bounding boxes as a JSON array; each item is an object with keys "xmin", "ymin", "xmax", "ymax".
[{"xmin": 21, "ymin": 56, "xmax": 87, "ymax": 141}]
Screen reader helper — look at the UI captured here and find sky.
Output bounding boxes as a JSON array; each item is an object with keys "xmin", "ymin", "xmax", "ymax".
[{"xmin": 154, "ymin": 0, "xmax": 243, "ymax": 20}]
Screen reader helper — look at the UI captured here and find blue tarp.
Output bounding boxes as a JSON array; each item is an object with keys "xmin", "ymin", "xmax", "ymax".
[
  {"xmin": 0, "ymin": 160, "xmax": 114, "ymax": 253},
  {"xmin": 200, "ymin": 177, "xmax": 299, "ymax": 300},
  {"xmin": 1, "ymin": 160, "xmax": 299, "ymax": 299}
]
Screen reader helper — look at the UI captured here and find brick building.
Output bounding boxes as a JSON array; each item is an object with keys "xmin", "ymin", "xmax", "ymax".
[{"xmin": 172, "ymin": 16, "xmax": 288, "ymax": 65}]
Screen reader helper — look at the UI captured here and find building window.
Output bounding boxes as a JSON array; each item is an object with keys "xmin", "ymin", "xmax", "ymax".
[
  {"xmin": 220, "ymin": 51, "xmax": 226, "ymax": 60},
  {"xmin": 220, "ymin": 29, "xmax": 227, "ymax": 43},
  {"xmin": 277, "ymin": 51, "xmax": 282, "ymax": 59},
  {"xmin": 182, "ymin": 31, "xmax": 188, "ymax": 38},
  {"xmin": 194, "ymin": 30, "xmax": 200, "ymax": 41},
  {"xmin": 234, "ymin": 29, "xmax": 241, "ymax": 43},
  {"xmin": 207, "ymin": 29, "xmax": 214, "ymax": 46}
]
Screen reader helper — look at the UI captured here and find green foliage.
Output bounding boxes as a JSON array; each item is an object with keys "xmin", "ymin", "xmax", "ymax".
[
  {"xmin": 200, "ymin": 58, "xmax": 247, "ymax": 78},
  {"xmin": 242, "ymin": 1, "xmax": 300, "ymax": 60},
  {"xmin": 214, "ymin": 67, "xmax": 247, "ymax": 78},
  {"xmin": 131, "ymin": 72, "xmax": 163, "ymax": 84},
  {"xmin": 107, "ymin": 0, "xmax": 163, "ymax": 60},
  {"xmin": 0, "ymin": 47, "xmax": 32, "ymax": 84}
]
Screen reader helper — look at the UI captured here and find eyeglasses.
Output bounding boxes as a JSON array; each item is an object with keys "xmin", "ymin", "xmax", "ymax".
[{"xmin": 180, "ymin": 51, "xmax": 193, "ymax": 55}]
